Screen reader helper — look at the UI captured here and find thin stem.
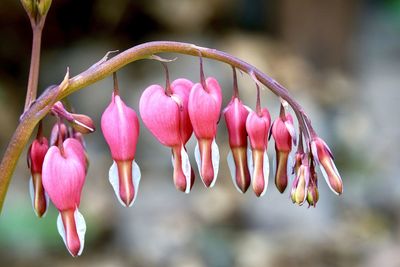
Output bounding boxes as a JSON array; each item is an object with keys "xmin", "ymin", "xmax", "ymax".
[
  {"xmin": 161, "ymin": 62, "xmax": 172, "ymax": 95},
  {"xmin": 199, "ymin": 53, "xmax": 207, "ymax": 90},
  {"xmin": 113, "ymin": 72, "xmax": 119, "ymax": 96},
  {"xmin": 24, "ymin": 25, "xmax": 43, "ymax": 111},
  {"xmin": 232, "ymin": 67, "xmax": 239, "ymax": 98},
  {"xmin": 36, "ymin": 120, "xmax": 43, "ymax": 139},
  {"xmin": 255, "ymin": 83, "xmax": 261, "ymax": 115},
  {"xmin": 57, "ymin": 117, "xmax": 65, "ymax": 157},
  {"xmin": 0, "ymin": 41, "xmax": 314, "ymax": 213}
]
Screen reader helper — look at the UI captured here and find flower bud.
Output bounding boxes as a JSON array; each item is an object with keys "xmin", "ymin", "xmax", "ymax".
[
  {"xmin": 42, "ymin": 138, "xmax": 87, "ymax": 257},
  {"xmin": 27, "ymin": 134, "xmax": 49, "ymax": 217},
  {"xmin": 20, "ymin": 0, "xmax": 35, "ymax": 16},
  {"xmin": 51, "ymin": 102, "xmax": 95, "ymax": 134},
  {"xmin": 37, "ymin": 0, "xmax": 52, "ymax": 16},
  {"xmin": 290, "ymin": 158, "xmax": 310, "ymax": 206},
  {"xmin": 311, "ymin": 137, "xmax": 343, "ymax": 195},
  {"xmin": 246, "ymin": 108, "xmax": 271, "ymax": 197},
  {"xmin": 271, "ymin": 108, "xmax": 295, "ymax": 193},
  {"xmin": 70, "ymin": 114, "xmax": 95, "ymax": 134},
  {"xmin": 307, "ymin": 161, "xmax": 319, "ymax": 207},
  {"xmin": 223, "ymin": 97, "xmax": 251, "ymax": 193},
  {"xmin": 188, "ymin": 77, "xmax": 222, "ymax": 187}
]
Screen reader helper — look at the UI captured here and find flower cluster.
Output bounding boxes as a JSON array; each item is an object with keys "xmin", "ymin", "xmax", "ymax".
[
  {"xmin": 26, "ymin": 60, "xmax": 343, "ymax": 257},
  {"xmin": 27, "ymin": 101, "xmax": 93, "ymax": 256}
]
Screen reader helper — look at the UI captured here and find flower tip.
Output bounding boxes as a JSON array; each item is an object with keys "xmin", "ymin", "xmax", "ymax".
[
  {"xmin": 29, "ymin": 174, "xmax": 48, "ymax": 218},
  {"xmin": 109, "ymin": 160, "xmax": 141, "ymax": 207},
  {"xmin": 72, "ymin": 114, "xmax": 96, "ymax": 134},
  {"xmin": 117, "ymin": 161, "xmax": 135, "ymax": 207}
]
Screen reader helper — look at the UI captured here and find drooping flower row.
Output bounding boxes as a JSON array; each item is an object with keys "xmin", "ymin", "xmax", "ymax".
[{"xmin": 26, "ymin": 63, "xmax": 343, "ymax": 257}]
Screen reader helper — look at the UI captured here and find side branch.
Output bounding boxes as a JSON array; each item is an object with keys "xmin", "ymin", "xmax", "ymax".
[{"xmin": 0, "ymin": 41, "xmax": 311, "ymax": 212}]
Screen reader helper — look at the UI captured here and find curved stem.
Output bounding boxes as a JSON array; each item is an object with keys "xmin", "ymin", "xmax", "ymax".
[{"xmin": 0, "ymin": 41, "xmax": 313, "ymax": 213}]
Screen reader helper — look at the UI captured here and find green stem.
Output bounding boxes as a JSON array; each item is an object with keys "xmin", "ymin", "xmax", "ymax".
[{"xmin": 0, "ymin": 41, "xmax": 311, "ymax": 213}]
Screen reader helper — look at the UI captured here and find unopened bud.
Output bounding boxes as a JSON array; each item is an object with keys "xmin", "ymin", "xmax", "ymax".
[
  {"xmin": 71, "ymin": 114, "xmax": 95, "ymax": 134},
  {"xmin": 37, "ymin": 0, "xmax": 52, "ymax": 16}
]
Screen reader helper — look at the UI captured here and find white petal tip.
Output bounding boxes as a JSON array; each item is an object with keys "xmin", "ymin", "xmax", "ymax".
[
  {"xmin": 180, "ymin": 147, "xmax": 192, "ymax": 194},
  {"xmin": 209, "ymin": 139, "xmax": 220, "ymax": 188},
  {"xmin": 109, "ymin": 160, "xmax": 141, "ymax": 207}
]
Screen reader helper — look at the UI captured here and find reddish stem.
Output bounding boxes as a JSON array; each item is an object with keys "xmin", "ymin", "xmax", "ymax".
[
  {"xmin": 232, "ymin": 67, "xmax": 239, "ymax": 98},
  {"xmin": 113, "ymin": 72, "xmax": 119, "ymax": 96}
]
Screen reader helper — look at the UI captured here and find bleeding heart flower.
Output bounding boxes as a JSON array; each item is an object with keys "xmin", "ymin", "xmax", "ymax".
[
  {"xmin": 271, "ymin": 105, "xmax": 296, "ymax": 193},
  {"xmin": 42, "ymin": 138, "xmax": 87, "ymax": 257},
  {"xmin": 311, "ymin": 137, "xmax": 343, "ymax": 195},
  {"xmin": 140, "ymin": 78, "xmax": 194, "ymax": 193},
  {"xmin": 27, "ymin": 123, "xmax": 49, "ymax": 218},
  {"xmin": 246, "ymin": 107, "xmax": 271, "ymax": 197},
  {"xmin": 189, "ymin": 77, "xmax": 222, "ymax": 187},
  {"xmin": 224, "ymin": 96, "xmax": 251, "ymax": 193},
  {"xmin": 101, "ymin": 91, "xmax": 141, "ymax": 207}
]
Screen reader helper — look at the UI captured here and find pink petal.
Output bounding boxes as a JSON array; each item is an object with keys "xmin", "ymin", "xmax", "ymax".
[
  {"xmin": 171, "ymin": 78, "xmax": 194, "ymax": 144},
  {"xmin": 245, "ymin": 109, "xmax": 270, "ymax": 151},
  {"xmin": 188, "ymin": 79, "xmax": 222, "ymax": 139},
  {"xmin": 42, "ymin": 143, "xmax": 86, "ymax": 211},
  {"xmin": 223, "ymin": 97, "xmax": 249, "ymax": 148},
  {"xmin": 102, "ymin": 93, "xmax": 139, "ymax": 161},
  {"xmin": 140, "ymin": 85, "xmax": 182, "ymax": 146}
]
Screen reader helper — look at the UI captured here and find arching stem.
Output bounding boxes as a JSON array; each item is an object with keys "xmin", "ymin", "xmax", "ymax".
[{"xmin": 0, "ymin": 41, "xmax": 316, "ymax": 213}]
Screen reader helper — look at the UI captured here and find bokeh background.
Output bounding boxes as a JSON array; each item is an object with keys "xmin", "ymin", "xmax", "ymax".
[{"xmin": 1, "ymin": 0, "xmax": 400, "ymax": 266}]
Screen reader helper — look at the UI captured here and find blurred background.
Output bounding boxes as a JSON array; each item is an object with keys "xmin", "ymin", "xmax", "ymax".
[{"xmin": 1, "ymin": 0, "xmax": 400, "ymax": 266}]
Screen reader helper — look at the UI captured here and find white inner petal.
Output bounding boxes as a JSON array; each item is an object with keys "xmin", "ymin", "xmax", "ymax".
[
  {"xmin": 132, "ymin": 160, "xmax": 142, "ymax": 205},
  {"xmin": 57, "ymin": 213, "xmax": 68, "ymax": 254},
  {"xmin": 180, "ymin": 146, "xmax": 192, "ymax": 194},
  {"xmin": 29, "ymin": 176, "xmax": 35, "ymax": 215},
  {"xmin": 247, "ymin": 145, "xmax": 254, "ymax": 180},
  {"xmin": 259, "ymin": 150, "xmax": 270, "ymax": 197},
  {"xmin": 74, "ymin": 208, "xmax": 86, "ymax": 256},
  {"xmin": 210, "ymin": 139, "xmax": 220, "ymax": 188},
  {"xmin": 227, "ymin": 150, "xmax": 242, "ymax": 193},
  {"xmin": 285, "ymin": 121, "xmax": 297, "ymax": 145}
]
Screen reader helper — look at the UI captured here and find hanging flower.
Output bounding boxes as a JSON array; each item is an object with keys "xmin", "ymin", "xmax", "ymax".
[
  {"xmin": 140, "ymin": 77, "xmax": 195, "ymax": 193},
  {"xmin": 306, "ymin": 159, "xmax": 319, "ymax": 207},
  {"xmin": 223, "ymin": 68, "xmax": 251, "ymax": 193},
  {"xmin": 188, "ymin": 60, "xmax": 222, "ymax": 187},
  {"xmin": 42, "ymin": 138, "xmax": 87, "ymax": 257},
  {"xmin": 290, "ymin": 156, "xmax": 310, "ymax": 206},
  {"xmin": 27, "ymin": 122, "xmax": 49, "ymax": 217},
  {"xmin": 245, "ymin": 84, "xmax": 271, "ymax": 197},
  {"xmin": 271, "ymin": 104, "xmax": 296, "ymax": 193},
  {"xmin": 311, "ymin": 137, "xmax": 343, "ymax": 195},
  {"xmin": 101, "ymin": 73, "xmax": 141, "ymax": 207}
]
